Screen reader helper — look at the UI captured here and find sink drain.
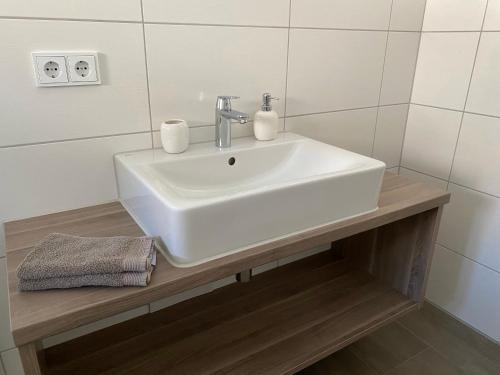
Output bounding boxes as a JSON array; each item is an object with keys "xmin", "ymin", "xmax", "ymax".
[{"xmin": 228, "ymin": 157, "xmax": 236, "ymax": 166}]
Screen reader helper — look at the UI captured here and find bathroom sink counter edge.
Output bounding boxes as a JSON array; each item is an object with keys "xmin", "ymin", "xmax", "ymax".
[
  {"xmin": 5, "ymin": 172, "xmax": 450, "ymax": 375},
  {"xmin": 115, "ymin": 133, "xmax": 387, "ymax": 266}
]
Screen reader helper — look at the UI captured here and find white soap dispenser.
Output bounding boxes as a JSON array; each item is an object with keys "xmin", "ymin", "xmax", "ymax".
[{"xmin": 254, "ymin": 93, "xmax": 279, "ymax": 141}]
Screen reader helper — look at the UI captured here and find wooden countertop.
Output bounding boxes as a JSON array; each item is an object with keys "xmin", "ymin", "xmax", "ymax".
[{"xmin": 5, "ymin": 172, "xmax": 450, "ymax": 346}]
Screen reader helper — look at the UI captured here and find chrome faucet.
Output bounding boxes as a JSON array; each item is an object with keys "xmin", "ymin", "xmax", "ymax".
[{"xmin": 215, "ymin": 96, "xmax": 249, "ymax": 148}]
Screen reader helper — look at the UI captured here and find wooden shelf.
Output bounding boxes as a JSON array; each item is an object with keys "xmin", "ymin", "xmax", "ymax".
[
  {"xmin": 42, "ymin": 252, "xmax": 417, "ymax": 375},
  {"xmin": 6, "ymin": 173, "xmax": 449, "ymax": 347},
  {"xmin": 6, "ymin": 173, "xmax": 448, "ymax": 374}
]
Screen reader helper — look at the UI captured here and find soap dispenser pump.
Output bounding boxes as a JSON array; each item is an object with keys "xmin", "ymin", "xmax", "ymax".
[{"xmin": 254, "ymin": 93, "xmax": 279, "ymax": 141}]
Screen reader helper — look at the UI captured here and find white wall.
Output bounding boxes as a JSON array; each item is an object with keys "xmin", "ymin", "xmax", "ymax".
[
  {"xmin": 0, "ymin": 0, "xmax": 425, "ymax": 223},
  {"xmin": 0, "ymin": 1, "xmax": 426, "ymax": 372},
  {"xmin": 401, "ymin": 0, "xmax": 500, "ymax": 343}
]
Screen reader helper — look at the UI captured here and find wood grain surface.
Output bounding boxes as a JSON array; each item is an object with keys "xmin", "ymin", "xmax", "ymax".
[
  {"xmin": 42, "ymin": 252, "xmax": 417, "ymax": 375},
  {"xmin": 5, "ymin": 172, "xmax": 449, "ymax": 346}
]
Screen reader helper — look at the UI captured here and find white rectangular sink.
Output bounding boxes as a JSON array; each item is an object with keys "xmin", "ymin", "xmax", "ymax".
[{"xmin": 115, "ymin": 133, "xmax": 385, "ymax": 267}]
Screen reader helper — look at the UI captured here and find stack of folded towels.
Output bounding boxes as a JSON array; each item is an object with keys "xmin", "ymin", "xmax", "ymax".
[{"xmin": 17, "ymin": 233, "xmax": 157, "ymax": 291}]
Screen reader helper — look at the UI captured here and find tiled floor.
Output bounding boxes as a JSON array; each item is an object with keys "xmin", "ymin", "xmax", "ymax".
[{"xmin": 300, "ymin": 303, "xmax": 500, "ymax": 375}]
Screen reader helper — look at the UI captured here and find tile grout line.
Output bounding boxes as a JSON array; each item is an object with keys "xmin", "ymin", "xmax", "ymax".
[
  {"xmin": 283, "ymin": 0, "xmax": 292, "ymax": 131},
  {"xmin": 390, "ymin": 348, "xmax": 446, "ymax": 374},
  {"xmin": 395, "ymin": 319, "xmax": 484, "ymax": 372},
  {"xmin": 285, "ymin": 103, "xmax": 407, "ymax": 118},
  {"xmin": 412, "ymin": 101, "xmax": 500, "ymax": 120},
  {"xmin": 384, "ymin": 346, "xmax": 430, "ymax": 374},
  {"xmin": 409, "ymin": 102, "xmax": 500, "ymax": 119},
  {"xmin": 370, "ymin": 0, "xmax": 394, "ymax": 158},
  {"xmin": 0, "ymin": 131, "xmax": 153, "ymax": 149},
  {"xmin": 0, "ymin": 104, "xmax": 410, "ymax": 150},
  {"xmin": 398, "ymin": 311, "xmax": 500, "ymax": 363},
  {"xmin": 0, "ymin": 356, "xmax": 5, "ymax": 375},
  {"xmin": 424, "ymin": 300, "xmax": 500, "ymax": 346},
  {"xmin": 449, "ymin": 182, "xmax": 500, "ymax": 199},
  {"xmin": 0, "ymin": 15, "xmax": 142, "ymax": 24},
  {"xmin": 421, "ymin": 30, "xmax": 486, "ymax": 33},
  {"xmin": 397, "ymin": 0, "xmax": 427, "ymax": 174},
  {"xmin": 0, "ymin": 16, "xmax": 422, "ymax": 32},
  {"xmin": 399, "ymin": 166, "xmax": 449, "ymax": 183},
  {"xmin": 430, "ymin": 340, "xmax": 489, "ymax": 372},
  {"xmin": 410, "ymin": 102, "xmax": 462, "ymax": 113},
  {"xmin": 436, "ymin": 242, "xmax": 500, "ymax": 277},
  {"xmin": 395, "ymin": 321, "xmax": 438, "ymax": 358},
  {"xmin": 346, "ymin": 346, "xmax": 385, "ymax": 375},
  {"xmin": 400, "ymin": 165, "xmax": 500, "ymax": 199},
  {"xmin": 139, "ymin": 0, "xmax": 155, "ymax": 149},
  {"xmin": 422, "ymin": 29, "xmax": 500, "ymax": 33},
  {"xmin": 445, "ymin": 0, "xmax": 489, "ymax": 190},
  {"xmin": 395, "ymin": 105, "xmax": 410, "ymax": 175}
]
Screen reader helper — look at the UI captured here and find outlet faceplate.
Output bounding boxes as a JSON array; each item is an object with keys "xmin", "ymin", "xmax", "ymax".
[
  {"xmin": 32, "ymin": 52, "xmax": 101, "ymax": 87},
  {"xmin": 33, "ymin": 55, "xmax": 68, "ymax": 85},
  {"xmin": 67, "ymin": 54, "xmax": 99, "ymax": 83}
]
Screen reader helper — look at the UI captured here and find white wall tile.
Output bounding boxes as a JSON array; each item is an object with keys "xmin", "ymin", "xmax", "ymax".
[
  {"xmin": 386, "ymin": 167, "xmax": 399, "ymax": 174},
  {"xmin": 402, "ymin": 105, "xmax": 461, "ymax": 179},
  {"xmin": 285, "ymin": 108, "xmax": 377, "ymax": 156},
  {"xmin": 0, "ymin": 225, "xmax": 5, "ymax": 258},
  {"xmin": 0, "ymin": 20, "xmax": 150, "ymax": 147},
  {"xmin": 0, "ymin": 259, "xmax": 15, "ymax": 352},
  {"xmin": 0, "ymin": 133, "xmax": 151, "ymax": 222},
  {"xmin": 0, "ymin": 0, "xmax": 141, "ymax": 21},
  {"xmin": 277, "ymin": 244, "xmax": 331, "ymax": 266},
  {"xmin": 253, "ymin": 261, "xmax": 278, "ymax": 275},
  {"xmin": 286, "ymin": 29, "xmax": 386, "ymax": 116},
  {"xmin": 373, "ymin": 104, "xmax": 408, "ymax": 168},
  {"xmin": 142, "ymin": 0, "xmax": 290, "ymax": 26},
  {"xmin": 1, "ymin": 348, "xmax": 23, "ymax": 375},
  {"xmin": 290, "ymin": 0, "xmax": 392, "ymax": 30},
  {"xmin": 439, "ymin": 184, "xmax": 500, "ymax": 273},
  {"xmin": 426, "ymin": 245, "xmax": 500, "ymax": 343},
  {"xmin": 212, "ymin": 275, "xmax": 236, "ymax": 290},
  {"xmin": 42, "ymin": 305, "xmax": 149, "ymax": 348},
  {"xmin": 451, "ymin": 113, "xmax": 500, "ymax": 197},
  {"xmin": 422, "ymin": 0, "xmax": 488, "ymax": 31},
  {"xmin": 150, "ymin": 276, "xmax": 237, "ymax": 313},
  {"xmin": 467, "ymin": 33, "xmax": 500, "ymax": 117},
  {"xmin": 145, "ymin": 24, "xmax": 288, "ymax": 129},
  {"xmin": 380, "ymin": 32, "xmax": 420, "ymax": 105},
  {"xmin": 483, "ymin": 0, "xmax": 500, "ymax": 30},
  {"xmin": 412, "ymin": 32, "xmax": 480, "ymax": 110},
  {"xmin": 390, "ymin": 0, "xmax": 427, "ymax": 31},
  {"xmin": 150, "ymin": 284, "xmax": 213, "ymax": 313},
  {"xmin": 399, "ymin": 168, "xmax": 448, "ymax": 189},
  {"xmin": 152, "ymin": 119, "xmax": 285, "ymax": 148}
]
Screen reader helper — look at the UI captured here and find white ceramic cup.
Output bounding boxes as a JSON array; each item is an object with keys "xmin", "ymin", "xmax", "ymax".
[{"xmin": 161, "ymin": 119, "xmax": 189, "ymax": 154}]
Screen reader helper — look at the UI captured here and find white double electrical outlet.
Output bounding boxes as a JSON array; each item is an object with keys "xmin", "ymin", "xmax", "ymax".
[{"xmin": 33, "ymin": 52, "xmax": 101, "ymax": 87}]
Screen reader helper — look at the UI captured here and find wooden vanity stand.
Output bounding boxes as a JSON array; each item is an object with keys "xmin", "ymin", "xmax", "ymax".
[{"xmin": 5, "ymin": 173, "xmax": 450, "ymax": 375}]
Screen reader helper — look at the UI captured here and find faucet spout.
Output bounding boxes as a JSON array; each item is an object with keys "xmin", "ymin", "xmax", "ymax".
[
  {"xmin": 215, "ymin": 96, "xmax": 249, "ymax": 148},
  {"xmin": 220, "ymin": 109, "xmax": 249, "ymax": 124}
]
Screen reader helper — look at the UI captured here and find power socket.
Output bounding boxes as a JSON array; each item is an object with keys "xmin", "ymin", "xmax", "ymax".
[
  {"xmin": 33, "ymin": 54, "xmax": 69, "ymax": 86},
  {"xmin": 67, "ymin": 53, "xmax": 100, "ymax": 84},
  {"xmin": 32, "ymin": 52, "xmax": 101, "ymax": 87}
]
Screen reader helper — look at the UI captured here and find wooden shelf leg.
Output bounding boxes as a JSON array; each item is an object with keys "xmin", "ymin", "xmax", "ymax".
[{"xmin": 18, "ymin": 342, "xmax": 44, "ymax": 375}]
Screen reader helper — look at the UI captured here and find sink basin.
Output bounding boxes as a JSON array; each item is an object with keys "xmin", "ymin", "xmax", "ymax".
[{"xmin": 115, "ymin": 133, "xmax": 385, "ymax": 266}]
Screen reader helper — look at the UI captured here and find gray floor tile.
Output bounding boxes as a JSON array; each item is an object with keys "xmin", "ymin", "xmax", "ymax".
[
  {"xmin": 398, "ymin": 304, "xmax": 500, "ymax": 375},
  {"xmin": 385, "ymin": 348, "xmax": 464, "ymax": 375},
  {"xmin": 348, "ymin": 322, "xmax": 427, "ymax": 374},
  {"xmin": 298, "ymin": 348, "xmax": 378, "ymax": 375}
]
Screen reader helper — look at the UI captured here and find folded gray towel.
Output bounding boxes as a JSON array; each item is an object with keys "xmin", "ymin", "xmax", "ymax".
[
  {"xmin": 17, "ymin": 233, "xmax": 156, "ymax": 281},
  {"xmin": 18, "ymin": 270, "xmax": 152, "ymax": 291}
]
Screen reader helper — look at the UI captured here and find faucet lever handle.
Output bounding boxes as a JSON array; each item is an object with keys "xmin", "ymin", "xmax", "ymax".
[
  {"xmin": 216, "ymin": 95, "xmax": 240, "ymax": 111},
  {"xmin": 217, "ymin": 95, "xmax": 240, "ymax": 103}
]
